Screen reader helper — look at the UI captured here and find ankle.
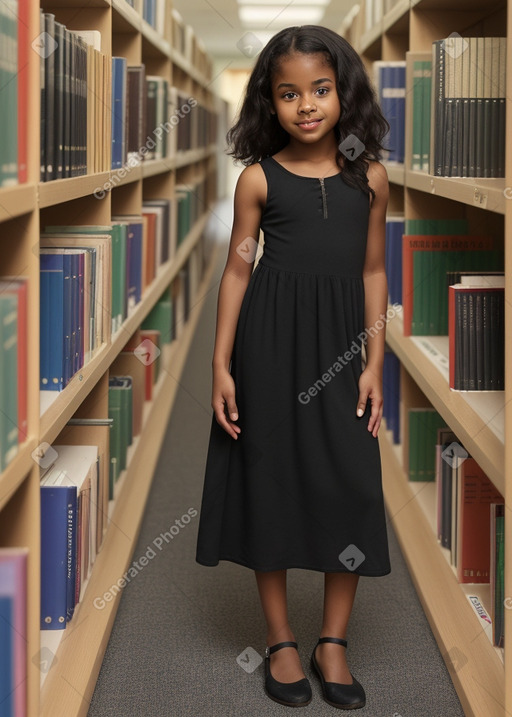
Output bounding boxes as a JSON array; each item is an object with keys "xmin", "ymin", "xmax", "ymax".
[{"xmin": 266, "ymin": 625, "xmax": 295, "ymax": 646}]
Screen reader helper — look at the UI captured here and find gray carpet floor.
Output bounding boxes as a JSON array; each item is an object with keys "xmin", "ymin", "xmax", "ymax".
[{"xmin": 87, "ymin": 200, "xmax": 465, "ymax": 717}]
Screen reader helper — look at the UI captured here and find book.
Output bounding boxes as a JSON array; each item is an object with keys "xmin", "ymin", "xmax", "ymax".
[
  {"xmin": 40, "ymin": 445, "xmax": 99, "ymax": 626},
  {"xmin": 456, "ymin": 458, "xmax": 503, "ymax": 583},
  {"xmin": 448, "ymin": 278, "xmax": 505, "ymax": 390},
  {"xmin": 0, "ymin": 548, "xmax": 28, "ymax": 716},
  {"xmin": 490, "ymin": 503, "xmax": 505, "ymax": 647},
  {"xmin": 0, "ymin": 291, "xmax": 19, "ymax": 471},
  {"xmin": 408, "ymin": 408, "xmax": 447, "ymax": 481},
  {"xmin": 373, "ymin": 61, "xmax": 406, "ymax": 164},
  {"xmin": 431, "ymin": 37, "xmax": 506, "ymax": 177},
  {"xmin": 402, "ymin": 234, "xmax": 502, "ymax": 336}
]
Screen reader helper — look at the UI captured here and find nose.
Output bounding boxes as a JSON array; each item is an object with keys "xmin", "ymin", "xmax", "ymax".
[{"xmin": 298, "ymin": 96, "xmax": 316, "ymax": 114}]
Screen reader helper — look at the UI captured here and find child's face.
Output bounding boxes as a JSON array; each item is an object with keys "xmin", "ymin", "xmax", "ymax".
[{"xmin": 270, "ymin": 52, "xmax": 341, "ymax": 145}]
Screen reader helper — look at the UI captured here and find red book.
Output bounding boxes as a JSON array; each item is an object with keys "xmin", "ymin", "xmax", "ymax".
[
  {"xmin": 139, "ymin": 329, "xmax": 160, "ymax": 400},
  {"xmin": 402, "ymin": 235, "xmax": 496, "ymax": 336},
  {"xmin": 17, "ymin": 0, "xmax": 29, "ymax": 183},
  {"xmin": 456, "ymin": 458, "xmax": 503, "ymax": 583},
  {"xmin": 142, "ymin": 212, "xmax": 156, "ymax": 286}
]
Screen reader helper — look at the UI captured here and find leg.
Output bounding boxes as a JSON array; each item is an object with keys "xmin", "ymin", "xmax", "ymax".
[
  {"xmin": 255, "ymin": 569, "xmax": 306, "ymax": 683},
  {"xmin": 315, "ymin": 572, "xmax": 360, "ymax": 683}
]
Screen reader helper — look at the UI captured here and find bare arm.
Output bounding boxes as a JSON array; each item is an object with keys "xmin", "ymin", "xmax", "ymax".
[
  {"xmin": 356, "ymin": 161, "xmax": 389, "ymax": 437},
  {"xmin": 211, "ymin": 163, "xmax": 266, "ymax": 439}
]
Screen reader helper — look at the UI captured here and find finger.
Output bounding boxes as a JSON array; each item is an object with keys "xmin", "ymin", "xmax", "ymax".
[
  {"xmin": 226, "ymin": 397, "xmax": 239, "ymax": 423},
  {"xmin": 213, "ymin": 401, "xmax": 241, "ymax": 439},
  {"xmin": 368, "ymin": 398, "xmax": 382, "ymax": 437},
  {"xmin": 356, "ymin": 390, "xmax": 369, "ymax": 418}
]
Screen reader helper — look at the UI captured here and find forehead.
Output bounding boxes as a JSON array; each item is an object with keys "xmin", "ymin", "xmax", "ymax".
[{"xmin": 272, "ymin": 52, "xmax": 335, "ymax": 85}]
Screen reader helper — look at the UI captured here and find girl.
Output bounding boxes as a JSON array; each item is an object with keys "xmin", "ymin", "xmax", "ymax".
[{"xmin": 196, "ymin": 25, "xmax": 391, "ymax": 710}]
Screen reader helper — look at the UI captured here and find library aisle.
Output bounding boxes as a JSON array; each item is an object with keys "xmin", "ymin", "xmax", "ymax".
[{"xmin": 87, "ymin": 200, "xmax": 464, "ymax": 717}]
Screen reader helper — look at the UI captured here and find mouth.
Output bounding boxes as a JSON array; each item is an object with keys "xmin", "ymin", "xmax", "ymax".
[{"xmin": 297, "ymin": 119, "xmax": 323, "ymax": 130}]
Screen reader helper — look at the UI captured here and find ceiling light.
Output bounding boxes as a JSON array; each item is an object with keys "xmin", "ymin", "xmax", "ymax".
[{"xmin": 239, "ymin": 6, "xmax": 325, "ymax": 26}]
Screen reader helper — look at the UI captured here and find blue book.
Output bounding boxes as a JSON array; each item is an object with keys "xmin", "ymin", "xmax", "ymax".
[
  {"xmin": 40, "ymin": 484, "xmax": 76, "ymax": 629},
  {"xmin": 40, "ymin": 252, "xmax": 70, "ymax": 390},
  {"xmin": 111, "ymin": 57, "xmax": 127, "ymax": 169},
  {"xmin": 0, "ymin": 597, "xmax": 14, "ymax": 716},
  {"xmin": 385, "ymin": 217, "xmax": 404, "ymax": 306}
]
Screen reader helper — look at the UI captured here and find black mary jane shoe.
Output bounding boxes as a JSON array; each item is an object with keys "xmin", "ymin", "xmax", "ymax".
[
  {"xmin": 310, "ymin": 637, "xmax": 366, "ymax": 710},
  {"xmin": 264, "ymin": 640, "xmax": 312, "ymax": 707}
]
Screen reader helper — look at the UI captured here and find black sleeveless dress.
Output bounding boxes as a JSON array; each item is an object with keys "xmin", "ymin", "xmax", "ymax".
[{"xmin": 195, "ymin": 156, "xmax": 391, "ymax": 575}]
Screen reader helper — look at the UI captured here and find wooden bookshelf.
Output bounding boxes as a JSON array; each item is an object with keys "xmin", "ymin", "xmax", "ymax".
[
  {"xmin": 0, "ymin": 0, "xmax": 219, "ymax": 715},
  {"xmin": 341, "ymin": 1, "xmax": 512, "ymax": 715}
]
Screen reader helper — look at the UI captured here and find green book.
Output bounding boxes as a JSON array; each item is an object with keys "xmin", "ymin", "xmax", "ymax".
[
  {"xmin": 412, "ymin": 61, "xmax": 424, "ymax": 171},
  {"xmin": 421, "ymin": 61, "xmax": 432, "ymax": 170},
  {"xmin": 0, "ymin": 295, "xmax": 18, "ymax": 471},
  {"xmin": 142, "ymin": 293, "xmax": 173, "ymax": 344},
  {"xmin": 0, "ymin": 0, "xmax": 18, "ymax": 187},
  {"xmin": 493, "ymin": 506, "xmax": 505, "ymax": 647},
  {"xmin": 408, "ymin": 408, "xmax": 446, "ymax": 481}
]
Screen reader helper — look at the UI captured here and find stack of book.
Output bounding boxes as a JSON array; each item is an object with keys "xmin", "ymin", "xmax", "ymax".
[
  {"xmin": 402, "ymin": 228, "xmax": 502, "ymax": 336},
  {"xmin": 448, "ymin": 274, "xmax": 505, "ymax": 390},
  {"xmin": 39, "ymin": 13, "xmax": 110, "ymax": 180},
  {"xmin": 373, "ymin": 61, "xmax": 406, "ymax": 164},
  {"xmin": 0, "ymin": 278, "xmax": 27, "ymax": 471},
  {"xmin": 435, "ymin": 432, "xmax": 504, "ymax": 645},
  {"xmin": 431, "ymin": 37, "xmax": 506, "ymax": 177},
  {"xmin": 40, "ymin": 445, "xmax": 103, "ymax": 628}
]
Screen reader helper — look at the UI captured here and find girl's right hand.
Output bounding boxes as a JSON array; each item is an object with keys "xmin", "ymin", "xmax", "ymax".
[{"xmin": 212, "ymin": 368, "xmax": 241, "ymax": 440}]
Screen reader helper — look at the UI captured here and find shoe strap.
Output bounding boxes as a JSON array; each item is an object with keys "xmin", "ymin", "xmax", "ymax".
[
  {"xmin": 265, "ymin": 640, "xmax": 298, "ymax": 657},
  {"xmin": 317, "ymin": 636, "xmax": 347, "ymax": 647}
]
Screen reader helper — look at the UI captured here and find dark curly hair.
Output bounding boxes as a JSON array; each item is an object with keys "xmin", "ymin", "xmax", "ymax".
[{"xmin": 227, "ymin": 25, "xmax": 390, "ymax": 203}]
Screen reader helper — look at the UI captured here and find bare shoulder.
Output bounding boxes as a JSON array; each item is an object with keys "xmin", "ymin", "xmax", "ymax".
[
  {"xmin": 366, "ymin": 160, "xmax": 389, "ymax": 208},
  {"xmin": 235, "ymin": 162, "xmax": 267, "ymax": 208},
  {"xmin": 366, "ymin": 160, "xmax": 389, "ymax": 191}
]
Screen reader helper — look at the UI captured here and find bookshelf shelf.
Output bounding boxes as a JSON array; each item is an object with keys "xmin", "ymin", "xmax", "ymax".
[
  {"xmin": 347, "ymin": 3, "xmax": 512, "ymax": 710},
  {"xmin": 405, "ymin": 170, "xmax": 507, "ymax": 215},
  {"xmin": 383, "ymin": 0, "xmax": 410, "ymax": 33},
  {"xmin": 0, "ymin": 0, "xmax": 219, "ymax": 712},
  {"xmin": 38, "ymin": 173, "xmax": 111, "ymax": 208},
  {"xmin": 39, "ymin": 243, "xmax": 219, "ymax": 717},
  {"xmin": 39, "ymin": 209, "xmax": 211, "ymax": 446},
  {"xmin": 0, "ymin": 438, "xmax": 37, "ymax": 512},
  {"xmin": 383, "ymin": 163, "xmax": 405, "ymax": 186},
  {"xmin": 0, "ymin": 183, "xmax": 37, "ymax": 222},
  {"xmin": 386, "ymin": 311, "xmax": 504, "ymax": 494},
  {"xmin": 380, "ymin": 430, "xmax": 505, "ymax": 717}
]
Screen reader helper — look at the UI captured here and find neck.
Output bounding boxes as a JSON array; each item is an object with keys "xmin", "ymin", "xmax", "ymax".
[{"xmin": 286, "ymin": 133, "xmax": 340, "ymax": 164}]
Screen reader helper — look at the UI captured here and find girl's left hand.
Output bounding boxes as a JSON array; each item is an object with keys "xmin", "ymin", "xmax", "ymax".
[{"xmin": 356, "ymin": 367, "xmax": 383, "ymax": 438}]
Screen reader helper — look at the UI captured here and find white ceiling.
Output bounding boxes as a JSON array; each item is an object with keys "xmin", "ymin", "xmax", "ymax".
[{"xmin": 172, "ymin": 0, "xmax": 358, "ymax": 68}]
